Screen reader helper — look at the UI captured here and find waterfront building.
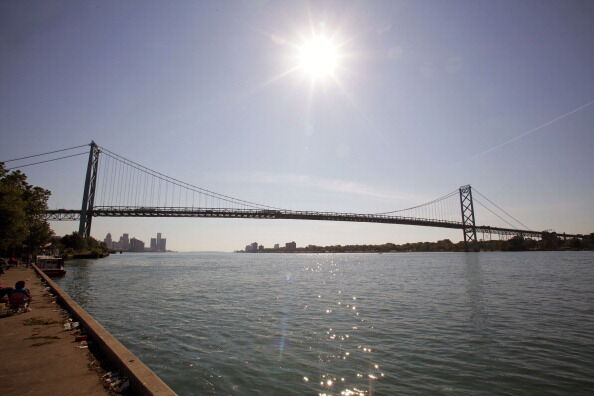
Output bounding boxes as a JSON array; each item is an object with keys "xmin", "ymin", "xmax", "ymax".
[
  {"xmin": 104, "ymin": 233, "xmax": 113, "ymax": 249},
  {"xmin": 119, "ymin": 233, "xmax": 130, "ymax": 250},
  {"xmin": 245, "ymin": 242, "xmax": 258, "ymax": 252},
  {"xmin": 150, "ymin": 238, "xmax": 157, "ymax": 250},
  {"xmin": 274, "ymin": 243, "xmax": 279, "ymax": 249},
  {"xmin": 129, "ymin": 237, "xmax": 145, "ymax": 252},
  {"xmin": 285, "ymin": 241, "xmax": 297, "ymax": 250},
  {"xmin": 155, "ymin": 232, "xmax": 166, "ymax": 251}
]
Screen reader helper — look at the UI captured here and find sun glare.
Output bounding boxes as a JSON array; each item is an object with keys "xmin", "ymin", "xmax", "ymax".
[
  {"xmin": 258, "ymin": 23, "xmax": 350, "ymax": 91},
  {"xmin": 297, "ymin": 34, "xmax": 339, "ymax": 80}
]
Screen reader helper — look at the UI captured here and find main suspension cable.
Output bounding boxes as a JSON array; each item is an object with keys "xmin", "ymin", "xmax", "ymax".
[
  {"xmin": 1, "ymin": 144, "xmax": 89, "ymax": 163},
  {"xmin": 374, "ymin": 189, "xmax": 458, "ymax": 215},
  {"xmin": 101, "ymin": 152, "xmax": 254, "ymax": 209},
  {"xmin": 5, "ymin": 152, "xmax": 88, "ymax": 171},
  {"xmin": 99, "ymin": 146, "xmax": 284, "ymax": 210},
  {"xmin": 473, "ymin": 188, "xmax": 530, "ymax": 230},
  {"xmin": 474, "ymin": 197, "xmax": 525, "ymax": 230}
]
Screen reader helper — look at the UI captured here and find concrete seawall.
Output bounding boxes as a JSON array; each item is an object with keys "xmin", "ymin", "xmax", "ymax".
[{"xmin": 32, "ymin": 264, "xmax": 177, "ymax": 396}]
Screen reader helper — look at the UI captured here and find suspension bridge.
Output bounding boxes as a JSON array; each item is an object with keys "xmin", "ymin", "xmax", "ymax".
[{"xmin": 2, "ymin": 142, "xmax": 585, "ymax": 251}]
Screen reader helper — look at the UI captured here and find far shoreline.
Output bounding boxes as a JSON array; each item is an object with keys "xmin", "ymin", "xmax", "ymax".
[
  {"xmin": 238, "ymin": 249, "xmax": 594, "ymax": 254},
  {"xmin": 237, "ymin": 235, "xmax": 594, "ymax": 254}
]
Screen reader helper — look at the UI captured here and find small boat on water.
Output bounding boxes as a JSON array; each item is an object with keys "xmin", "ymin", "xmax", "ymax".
[{"xmin": 36, "ymin": 255, "xmax": 66, "ymax": 277}]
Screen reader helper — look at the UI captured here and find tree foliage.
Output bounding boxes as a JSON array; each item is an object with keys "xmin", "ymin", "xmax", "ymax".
[
  {"xmin": 0, "ymin": 162, "xmax": 53, "ymax": 255},
  {"xmin": 50, "ymin": 232, "xmax": 109, "ymax": 259}
]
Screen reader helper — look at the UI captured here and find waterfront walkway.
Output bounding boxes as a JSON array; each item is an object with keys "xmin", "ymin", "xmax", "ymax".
[{"xmin": 0, "ymin": 267, "xmax": 109, "ymax": 396}]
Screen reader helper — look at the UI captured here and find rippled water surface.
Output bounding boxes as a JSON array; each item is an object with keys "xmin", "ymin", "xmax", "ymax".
[{"xmin": 56, "ymin": 252, "xmax": 594, "ymax": 395}]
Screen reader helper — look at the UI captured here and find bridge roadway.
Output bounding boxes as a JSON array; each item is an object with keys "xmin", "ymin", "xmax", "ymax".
[{"xmin": 43, "ymin": 206, "xmax": 580, "ymax": 239}]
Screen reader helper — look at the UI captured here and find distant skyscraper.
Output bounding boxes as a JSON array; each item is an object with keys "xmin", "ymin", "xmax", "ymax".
[
  {"xmin": 120, "ymin": 233, "xmax": 130, "ymax": 250},
  {"xmin": 104, "ymin": 233, "xmax": 112, "ymax": 249},
  {"xmin": 150, "ymin": 238, "xmax": 157, "ymax": 250},
  {"xmin": 153, "ymin": 233, "xmax": 166, "ymax": 251},
  {"xmin": 129, "ymin": 237, "xmax": 145, "ymax": 252}
]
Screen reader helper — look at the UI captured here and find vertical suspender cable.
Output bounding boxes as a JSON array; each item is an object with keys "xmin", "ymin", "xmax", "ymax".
[
  {"xmin": 126, "ymin": 161, "xmax": 132, "ymax": 207},
  {"xmin": 165, "ymin": 180, "xmax": 168, "ymax": 208},
  {"xmin": 117, "ymin": 158, "xmax": 123, "ymax": 206},
  {"xmin": 150, "ymin": 171, "xmax": 154, "ymax": 208}
]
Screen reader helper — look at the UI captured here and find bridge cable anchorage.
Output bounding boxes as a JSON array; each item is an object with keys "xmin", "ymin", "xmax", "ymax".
[
  {"xmin": 473, "ymin": 188, "xmax": 531, "ymax": 230},
  {"xmin": 98, "ymin": 145, "xmax": 285, "ymax": 210},
  {"xmin": 1, "ymin": 143, "xmax": 89, "ymax": 163},
  {"xmin": 5, "ymin": 152, "xmax": 88, "ymax": 171}
]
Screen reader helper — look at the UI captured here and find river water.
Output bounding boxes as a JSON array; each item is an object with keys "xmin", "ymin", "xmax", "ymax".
[{"xmin": 55, "ymin": 252, "xmax": 594, "ymax": 395}]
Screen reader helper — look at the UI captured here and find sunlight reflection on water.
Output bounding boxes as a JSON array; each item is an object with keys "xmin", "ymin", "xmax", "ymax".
[{"xmin": 56, "ymin": 251, "xmax": 594, "ymax": 395}]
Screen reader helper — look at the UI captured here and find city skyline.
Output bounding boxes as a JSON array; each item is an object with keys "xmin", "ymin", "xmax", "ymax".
[
  {"xmin": 104, "ymin": 232, "xmax": 167, "ymax": 252},
  {"xmin": 244, "ymin": 241, "xmax": 297, "ymax": 252},
  {"xmin": 1, "ymin": 1, "xmax": 593, "ymax": 251}
]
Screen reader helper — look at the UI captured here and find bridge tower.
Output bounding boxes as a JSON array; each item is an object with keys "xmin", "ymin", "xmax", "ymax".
[
  {"xmin": 459, "ymin": 185, "xmax": 478, "ymax": 251},
  {"xmin": 78, "ymin": 141, "xmax": 100, "ymax": 237}
]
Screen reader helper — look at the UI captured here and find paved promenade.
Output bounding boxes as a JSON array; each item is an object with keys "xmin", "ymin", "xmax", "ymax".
[{"xmin": 0, "ymin": 267, "xmax": 109, "ymax": 396}]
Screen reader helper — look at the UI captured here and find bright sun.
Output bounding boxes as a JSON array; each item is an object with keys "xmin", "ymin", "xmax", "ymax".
[{"xmin": 297, "ymin": 34, "xmax": 339, "ymax": 80}]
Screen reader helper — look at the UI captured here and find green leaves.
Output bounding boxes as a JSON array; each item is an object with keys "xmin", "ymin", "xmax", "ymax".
[{"xmin": 0, "ymin": 162, "xmax": 53, "ymax": 255}]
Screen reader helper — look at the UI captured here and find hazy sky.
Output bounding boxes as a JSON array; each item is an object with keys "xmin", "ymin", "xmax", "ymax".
[{"xmin": 1, "ymin": 0, "xmax": 593, "ymax": 251}]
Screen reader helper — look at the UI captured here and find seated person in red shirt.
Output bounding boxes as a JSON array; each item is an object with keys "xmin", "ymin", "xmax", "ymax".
[{"xmin": 9, "ymin": 280, "xmax": 31, "ymax": 312}]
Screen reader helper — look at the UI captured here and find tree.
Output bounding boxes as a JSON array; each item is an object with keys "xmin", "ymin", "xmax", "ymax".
[
  {"xmin": 506, "ymin": 236, "xmax": 527, "ymax": 251},
  {"xmin": 0, "ymin": 163, "xmax": 53, "ymax": 255},
  {"xmin": 585, "ymin": 234, "xmax": 594, "ymax": 249},
  {"xmin": 61, "ymin": 232, "xmax": 87, "ymax": 251},
  {"xmin": 564, "ymin": 238, "xmax": 582, "ymax": 249},
  {"xmin": 540, "ymin": 232, "xmax": 560, "ymax": 250}
]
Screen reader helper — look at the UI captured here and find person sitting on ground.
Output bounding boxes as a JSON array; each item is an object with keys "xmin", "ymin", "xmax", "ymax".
[{"xmin": 8, "ymin": 280, "xmax": 31, "ymax": 312}]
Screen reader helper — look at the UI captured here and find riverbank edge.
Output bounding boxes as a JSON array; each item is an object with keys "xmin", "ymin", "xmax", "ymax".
[{"xmin": 32, "ymin": 264, "xmax": 177, "ymax": 396}]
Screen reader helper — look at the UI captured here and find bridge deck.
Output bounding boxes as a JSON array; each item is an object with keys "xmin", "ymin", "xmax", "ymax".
[{"xmin": 42, "ymin": 207, "xmax": 577, "ymax": 239}]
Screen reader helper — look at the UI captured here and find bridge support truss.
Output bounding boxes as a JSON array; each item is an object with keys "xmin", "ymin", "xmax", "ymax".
[
  {"xmin": 78, "ymin": 141, "xmax": 100, "ymax": 237},
  {"xmin": 459, "ymin": 185, "xmax": 478, "ymax": 251}
]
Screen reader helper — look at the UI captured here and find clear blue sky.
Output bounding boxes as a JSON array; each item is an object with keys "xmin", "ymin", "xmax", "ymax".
[{"xmin": 1, "ymin": 0, "xmax": 593, "ymax": 251}]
